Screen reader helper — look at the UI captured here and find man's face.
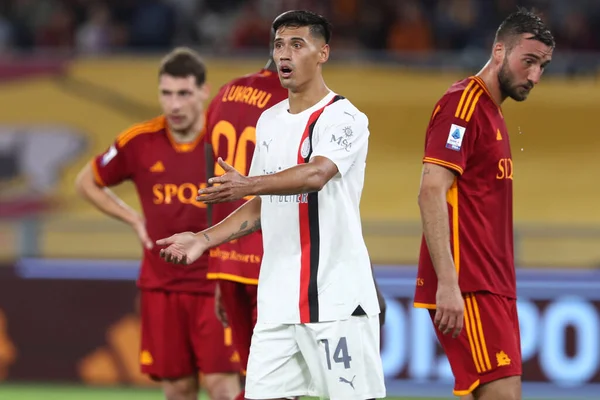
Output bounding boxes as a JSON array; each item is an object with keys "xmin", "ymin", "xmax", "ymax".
[
  {"xmin": 273, "ymin": 26, "xmax": 328, "ymax": 92},
  {"xmin": 158, "ymin": 74, "xmax": 208, "ymax": 133},
  {"xmin": 498, "ymin": 34, "xmax": 553, "ymax": 101}
]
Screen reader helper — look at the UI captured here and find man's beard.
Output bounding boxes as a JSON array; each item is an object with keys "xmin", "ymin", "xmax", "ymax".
[{"xmin": 498, "ymin": 57, "xmax": 529, "ymax": 102}]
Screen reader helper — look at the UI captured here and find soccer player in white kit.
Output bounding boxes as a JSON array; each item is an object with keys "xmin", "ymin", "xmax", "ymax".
[{"xmin": 157, "ymin": 10, "xmax": 386, "ymax": 400}]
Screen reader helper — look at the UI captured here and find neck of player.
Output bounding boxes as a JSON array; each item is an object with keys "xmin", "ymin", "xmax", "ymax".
[
  {"xmin": 168, "ymin": 113, "xmax": 205, "ymax": 143},
  {"xmin": 476, "ymin": 61, "xmax": 505, "ymax": 106},
  {"xmin": 287, "ymin": 76, "xmax": 330, "ymax": 114}
]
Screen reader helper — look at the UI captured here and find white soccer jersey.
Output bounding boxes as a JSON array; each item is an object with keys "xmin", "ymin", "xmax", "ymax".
[{"xmin": 249, "ymin": 91, "xmax": 380, "ymax": 324}]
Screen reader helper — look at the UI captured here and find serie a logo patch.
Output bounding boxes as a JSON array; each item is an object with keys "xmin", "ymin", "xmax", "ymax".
[{"xmin": 446, "ymin": 124, "xmax": 466, "ymax": 151}]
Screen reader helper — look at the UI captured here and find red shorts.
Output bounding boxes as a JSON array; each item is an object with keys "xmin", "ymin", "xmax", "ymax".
[
  {"xmin": 140, "ymin": 290, "xmax": 239, "ymax": 379},
  {"xmin": 218, "ymin": 280, "xmax": 258, "ymax": 372},
  {"xmin": 430, "ymin": 292, "xmax": 522, "ymax": 396}
]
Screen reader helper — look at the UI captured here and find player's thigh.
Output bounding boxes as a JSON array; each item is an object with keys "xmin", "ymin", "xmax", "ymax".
[
  {"xmin": 245, "ymin": 323, "xmax": 311, "ymax": 400},
  {"xmin": 474, "ymin": 375, "xmax": 521, "ymax": 400},
  {"xmin": 219, "ymin": 280, "xmax": 256, "ymax": 369},
  {"xmin": 190, "ymin": 294, "xmax": 239, "ymax": 374},
  {"xmin": 140, "ymin": 290, "xmax": 195, "ymax": 379},
  {"xmin": 300, "ymin": 315, "xmax": 386, "ymax": 400}
]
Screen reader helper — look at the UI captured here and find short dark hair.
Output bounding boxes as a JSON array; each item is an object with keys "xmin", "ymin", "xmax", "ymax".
[
  {"xmin": 159, "ymin": 47, "xmax": 206, "ymax": 86},
  {"xmin": 495, "ymin": 7, "xmax": 555, "ymax": 50},
  {"xmin": 272, "ymin": 10, "xmax": 332, "ymax": 44}
]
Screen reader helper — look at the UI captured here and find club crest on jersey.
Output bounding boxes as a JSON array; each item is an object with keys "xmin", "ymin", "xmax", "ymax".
[
  {"xmin": 300, "ymin": 137, "xmax": 311, "ymax": 159},
  {"xmin": 446, "ymin": 124, "xmax": 466, "ymax": 151}
]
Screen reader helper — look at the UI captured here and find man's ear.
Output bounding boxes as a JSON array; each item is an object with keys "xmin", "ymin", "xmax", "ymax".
[
  {"xmin": 319, "ymin": 44, "xmax": 330, "ymax": 64},
  {"xmin": 493, "ymin": 41, "xmax": 507, "ymax": 64}
]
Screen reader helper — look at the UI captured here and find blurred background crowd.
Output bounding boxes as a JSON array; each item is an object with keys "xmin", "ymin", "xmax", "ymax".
[{"xmin": 0, "ymin": 0, "xmax": 599, "ymax": 55}]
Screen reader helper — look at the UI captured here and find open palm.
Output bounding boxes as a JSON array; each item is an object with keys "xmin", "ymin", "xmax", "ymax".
[{"xmin": 156, "ymin": 232, "xmax": 206, "ymax": 265}]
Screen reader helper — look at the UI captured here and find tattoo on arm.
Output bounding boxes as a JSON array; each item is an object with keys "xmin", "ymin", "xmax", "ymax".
[
  {"xmin": 203, "ymin": 232, "xmax": 210, "ymax": 242},
  {"xmin": 226, "ymin": 218, "xmax": 261, "ymax": 242},
  {"xmin": 423, "ymin": 165, "xmax": 431, "ymax": 175}
]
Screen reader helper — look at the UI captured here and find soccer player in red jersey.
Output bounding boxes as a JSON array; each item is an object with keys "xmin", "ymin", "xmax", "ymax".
[
  {"xmin": 75, "ymin": 48, "xmax": 241, "ymax": 400},
  {"xmin": 203, "ymin": 54, "xmax": 288, "ymax": 400},
  {"xmin": 414, "ymin": 9, "xmax": 554, "ymax": 400}
]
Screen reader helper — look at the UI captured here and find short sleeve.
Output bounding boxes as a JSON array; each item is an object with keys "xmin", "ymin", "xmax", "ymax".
[
  {"xmin": 248, "ymin": 116, "xmax": 263, "ymax": 177},
  {"xmin": 423, "ymin": 93, "xmax": 479, "ymax": 175},
  {"xmin": 310, "ymin": 107, "xmax": 369, "ymax": 177},
  {"xmin": 91, "ymin": 140, "xmax": 131, "ymax": 187}
]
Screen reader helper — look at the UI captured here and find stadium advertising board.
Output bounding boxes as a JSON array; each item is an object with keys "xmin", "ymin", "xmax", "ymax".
[{"xmin": 3, "ymin": 260, "xmax": 600, "ymax": 397}]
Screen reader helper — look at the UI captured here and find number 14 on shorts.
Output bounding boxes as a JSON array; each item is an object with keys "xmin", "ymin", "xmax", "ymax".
[{"xmin": 321, "ymin": 337, "xmax": 352, "ymax": 369}]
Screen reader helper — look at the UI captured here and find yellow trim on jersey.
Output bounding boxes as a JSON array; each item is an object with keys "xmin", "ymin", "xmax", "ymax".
[
  {"xmin": 453, "ymin": 379, "xmax": 481, "ymax": 396},
  {"xmin": 431, "ymin": 104, "xmax": 441, "ymax": 122},
  {"xmin": 207, "ymin": 272, "xmax": 259, "ymax": 285},
  {"xmin": 465, "ymin": 88, "xmax": 484, "ymax": 122},
  {"xmin": 224, "ymin": 327, "xmax": 232, "ymax": 346},
  {"xmin": 413, "ymin": 302, "xmax": 436, "ymax": 310},
  {"xmin": 446, "ymin": 179, "xmax": 460, "ymax": 275},
  {"xmin": 423, "ymin": 157, "xmax": 464, "ymax": 175},
  {"xmin": 472, "ymin": 76, "xmax": 499, "ymax": 109},
  {"xmin": 465, "ymin": 295, "xmax": 485, "ymax": 373},
  {"xmin": 116, "ymin": 116, "xmax": 164, "ymax": 148},
  {"xmin": 455, "ymin": 78, "xmax": 484, "ymax": 122},
  {"xmin": 90, "ymin": 160, "xmax": 105, "ymax": 187},
  {"xmin": 455, "ymin": 80, "xmax": 475, "ymax": 119},
  {"xmin": 471, "ymin": 294, "xmax": 492, "ymax": 370}
]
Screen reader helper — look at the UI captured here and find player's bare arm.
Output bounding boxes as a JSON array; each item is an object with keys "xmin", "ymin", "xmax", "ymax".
[
  {"xmin": 75, "ymin": 162, "xmax": 153, "ymax": 249},
  {"xmin": 197, "ymin": 156, "xmax": 338, "ymax": 204},
  {"xmin": 418, "ymin": 162, "xmax": 463, "ymax": 338},
  {"xmin": 156, "ymin": 196, "xmax": 262, "ymax": 265}
]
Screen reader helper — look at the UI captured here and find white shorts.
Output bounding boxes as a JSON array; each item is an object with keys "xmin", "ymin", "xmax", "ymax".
[{"xmin": 245, "ymin": 315, "xmax": 386, "ymax": 400}]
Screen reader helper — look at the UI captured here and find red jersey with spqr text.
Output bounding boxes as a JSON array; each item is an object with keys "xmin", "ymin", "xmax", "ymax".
[
  {"xmin": 205, "ymin": 69, "xmax": 288, "ymax": 285},
  {"xmin": 414, "ymin": 76, "xmax": 515, "ymax": 307},
  {"xmin": 92, "ymin": 116, "xmax": 212, "ymax": 293}
]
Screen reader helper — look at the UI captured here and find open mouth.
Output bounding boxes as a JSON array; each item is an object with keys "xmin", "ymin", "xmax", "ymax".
[{"xmin": 279, "ymin": 65, "xmax": 293, "ymax": 78}]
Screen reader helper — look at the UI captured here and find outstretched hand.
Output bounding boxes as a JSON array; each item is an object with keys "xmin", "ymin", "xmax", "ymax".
[
  {"xmin": 197, "ymin": 158, "xmax": 252, "ymax": 204},
  {"xmin": 156, "ymin": 232, "xmax": 206, "ymax": 265}
]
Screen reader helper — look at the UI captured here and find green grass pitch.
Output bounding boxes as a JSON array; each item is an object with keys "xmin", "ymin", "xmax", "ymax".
[
  {"xmin": 0, "ymin": 383, "xmax": 575, "ymax": 399},
  {"xmin": 0, "ymin": 384, "xmax": 444, "ymax": 400}
]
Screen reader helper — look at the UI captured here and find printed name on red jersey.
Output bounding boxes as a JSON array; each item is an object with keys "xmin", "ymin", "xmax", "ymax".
[
  {"xmin": 454, "ymin": 79, "xmax": 485, "ymax": 123},
  {"xmin": 221, "ymin": 85, "xmax": 273, "ymax": 108}
]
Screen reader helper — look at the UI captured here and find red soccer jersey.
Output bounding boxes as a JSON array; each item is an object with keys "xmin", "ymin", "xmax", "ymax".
[
  {"xmin": 92, "ymin": 116, "xmax": 212, "ymax": 293},
  {"xmin": 414, "ymin": 76, "xmax": 515, "ymax": 308},
  {"xmin": 204, "ymin": 69, "xmax": 288, "ymax": 284}
]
